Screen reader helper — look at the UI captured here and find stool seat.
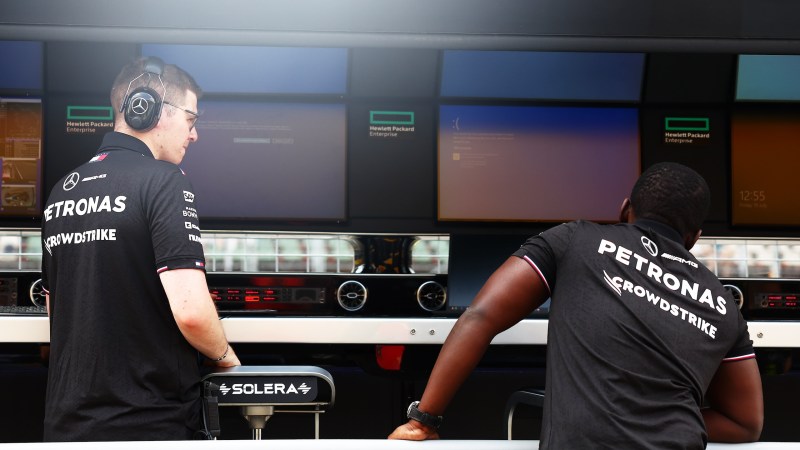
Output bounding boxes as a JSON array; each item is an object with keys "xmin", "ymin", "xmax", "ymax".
[{"xmin": 202, "ymin": 366, "xmax": 335, "ymax": 440}]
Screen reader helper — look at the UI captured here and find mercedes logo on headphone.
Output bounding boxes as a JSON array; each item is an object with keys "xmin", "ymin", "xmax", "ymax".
[
  {"xmin": 131, "ymin": 96, "xmax": 149, "ymax": 115},
  {"xmin": 640, "ymin": 236, "xmax": 659, "ymax": 257},
  {"xmin": 63, "ymin": 172, "xmax": 80, "ymax": 191}
]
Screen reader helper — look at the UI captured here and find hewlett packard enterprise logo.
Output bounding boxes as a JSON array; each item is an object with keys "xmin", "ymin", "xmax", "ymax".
[{"xmin": 368, "ymin": 110, "xmax": 416, "ymax": 139}]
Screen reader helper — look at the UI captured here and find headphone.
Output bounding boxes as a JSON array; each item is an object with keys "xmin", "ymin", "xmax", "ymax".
[{"xmin": 120, "ymin": 57, "xmax": 167, "ymax": 131}]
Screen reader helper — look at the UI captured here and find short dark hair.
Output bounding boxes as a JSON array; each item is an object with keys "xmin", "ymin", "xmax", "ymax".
[
  {"xmin": 630, "ymin": 162, "xmax": 710, "ymax": 236},
  {"xmin": 110, "ymin": 56, "xmax": 202, "ymax": 118}
]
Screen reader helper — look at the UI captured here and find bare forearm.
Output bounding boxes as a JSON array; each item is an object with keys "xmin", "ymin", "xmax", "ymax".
[
  {"xmin": 161, "ymin": 269, "xmax": 240, "ymax": 366},
  {"xmin": 703, "ymin": 407, "xmax": 761, "ymax": 443},
  {"xmin": 419, "ymin": 310, "xmax": 497, "ymax": 415},
  {"xmin": 703, "ymin": 359, "xmax": 763, "ymax": 443},
  {"xmin": 175, "ymin": 305, "xmax": 232, "ymax": 362}
]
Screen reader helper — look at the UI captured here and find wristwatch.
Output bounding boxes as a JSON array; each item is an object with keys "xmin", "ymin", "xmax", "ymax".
[{"xmin": 406, "ymin": 401, "xmax": 443, "ymax": 429}]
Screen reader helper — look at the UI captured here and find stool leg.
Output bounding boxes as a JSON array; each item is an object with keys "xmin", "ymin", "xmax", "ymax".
[
  {"xmin": 241, "ymin": 405, "xmax": 274, "ymax": 440},
  {"xmin": 507, "ymin": 404, "xmax": 517, "ymax": 440}
]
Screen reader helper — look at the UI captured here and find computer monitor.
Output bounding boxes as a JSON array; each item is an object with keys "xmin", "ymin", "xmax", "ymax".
[
  {"xmin": 446, "ymin": 234, "xmax": 550, "ymax": 317},
  {"xmin": 0, "ymin": 98, "xmax": 43, "ymax": 218},
  {"xmin": 180, "ymin": 100, "xmax": 347, "ymax": 223},
  {"xmin": 438, "ymin": 104, "xmax": 640, "ymax": 223},
  {"xmin": 731, "ymin": 107, "xmax": 800, "ymax": 227}
]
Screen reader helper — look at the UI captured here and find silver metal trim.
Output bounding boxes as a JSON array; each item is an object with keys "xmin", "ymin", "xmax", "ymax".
[
  {"xmin": 29, "ymin": 278, "xmax": 46, "ymax": 308},
  {"xmin": 416, "ymin": 281, "xmax": 447, "ymax": 312},
  {"xmin": 336, "ymin": 280, "xmax": 367, "ymax": 312},
  {"xmin": 722, "ymin": 284, "xmax": 745, "ymax": 310}
]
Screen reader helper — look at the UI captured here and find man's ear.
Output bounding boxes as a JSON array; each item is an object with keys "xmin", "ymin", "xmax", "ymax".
[
  {"xmin": 685, "ymin": 229, "xmax": 702, "ymax": 251},
  {"xmin": 619, "ymin": 198, "xmax": 633, "ymax": 223}
]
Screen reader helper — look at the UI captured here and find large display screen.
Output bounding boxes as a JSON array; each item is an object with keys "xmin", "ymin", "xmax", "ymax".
[
  {"xmin": 0, "ymin": 41, "xmax": 43, "ymax": 91},
  {"xmin": 736, "ymin": 55, "xmax": 800, "ymax": 102},
  {"xmin": 731, "ymin": 109, "xmax": 800, "ymax": 226},
  {"xmin": 141, "ymin": 44, "xmax": 348, "ymax": 95},
  {"xmin": 180, "ymin": 101, "xmax": 347, "ymax": 222},
  {"xmin": 440, "ymin": 51, "xmax": 645, "ymax": 102},
  {"xmin": 0, "ymin": 98, "xmax": 42, "ymax": 217},
  {"xmin": 438, "ymin": 105, "xmax": 640, "ymax": 222}
]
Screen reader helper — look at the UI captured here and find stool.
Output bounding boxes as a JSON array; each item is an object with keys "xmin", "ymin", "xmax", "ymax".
[
  {"xmin": 202, "ymin": 365, "xmax": 335, "ymax": 440},
  {"xmin": 505, "ymin": 387, "xmax": 544, "ymax": 440}
]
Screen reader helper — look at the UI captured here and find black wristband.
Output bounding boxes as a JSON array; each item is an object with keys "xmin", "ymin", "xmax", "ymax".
[{"xmin": 407, "ymin": 401, "xmax": 443, "ymax": 429}]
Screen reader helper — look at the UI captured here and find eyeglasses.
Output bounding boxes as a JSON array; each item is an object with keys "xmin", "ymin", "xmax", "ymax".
[{"xmin": 163, "ymin": 101, "xmax": 199, "ymax": 130}]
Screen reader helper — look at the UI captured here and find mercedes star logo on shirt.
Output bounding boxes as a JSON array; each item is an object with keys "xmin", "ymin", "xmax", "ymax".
[
  {"xmin": 131, "ymin": 96, "xmax": 149, "ymax": 115},
  {"xmin": 640, "ymin": 236, "xmax": 659, "ymax": 257},
  {"xmin": 63, "ymin": 172, "xmax": 80, "ymax": 191}
]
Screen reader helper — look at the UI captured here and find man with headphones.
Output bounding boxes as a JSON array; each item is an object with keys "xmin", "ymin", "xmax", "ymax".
[{"xmin": 41, "ymin": 57, "xmax": 240, "ymax": 441}]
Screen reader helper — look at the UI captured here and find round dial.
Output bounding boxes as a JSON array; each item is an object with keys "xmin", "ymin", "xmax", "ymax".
[
  {"xmin": 29, "ymin": 279, "xmax": 46, "ymax": 308},
  {"xmin": 416, "ymin": 281, "xmax": 447, "ymax": 312},
  {"xmin": 336, "ymin": 280, "xmax": 367, "ymax": 312}
]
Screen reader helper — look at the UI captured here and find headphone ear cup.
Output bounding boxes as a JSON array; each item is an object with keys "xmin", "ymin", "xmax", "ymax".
[{"xmin": 123, "ymin": 87, "xmax": 162, "ymax": 131}]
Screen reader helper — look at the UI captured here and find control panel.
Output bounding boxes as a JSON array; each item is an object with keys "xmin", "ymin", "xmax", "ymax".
[
  {"xmin": 5, "ymin": 271, "xmax": 800, "ymax": 320},
  {"xmin": 0, "ymin": 272, "xmax": 46, "ymax": 315},
  {"xmin": 720, "ymin": 278, "xmax": 800, "ymax": 319},
  {"xmin": 0, "ymin": 271, "xmax": 449, "ymax": 317},
  {"xmin": 0, "ymin": 277, "xmax": 19, "ymax": 306},
  {"xmin": 207, "ymin": 273, "xmax": 448, "ymax": 317},
  {"xmin": 211, "ymin": 286, "xmax": 326, "ymax": 313},
  {"xmin": 757, "ymin": 293, "xmax": 800, "ymax": 309}
]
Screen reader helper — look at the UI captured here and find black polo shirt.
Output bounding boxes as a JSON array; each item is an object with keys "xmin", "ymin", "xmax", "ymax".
[
  {"xmin": 41, "ymin": 132, "xmax": 207, "ymax": 441},
  {"xmin": 514, "ymin": 219, "xmax": 754, "ymax": 450}
]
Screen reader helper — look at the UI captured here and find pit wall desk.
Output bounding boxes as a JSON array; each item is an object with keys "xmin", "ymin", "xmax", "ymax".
[{"xmin": 1, "ymin": 317, "xmax": 795, "ymax": 445}]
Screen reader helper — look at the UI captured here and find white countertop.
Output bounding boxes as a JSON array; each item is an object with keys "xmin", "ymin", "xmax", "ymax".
[
  {"xmin": 0, "ymin": 440, "xmax": 794, "ymax": 450},
  {"xmin": 0, "ymin": 316, "xmax": 797, "ymax": 347}
]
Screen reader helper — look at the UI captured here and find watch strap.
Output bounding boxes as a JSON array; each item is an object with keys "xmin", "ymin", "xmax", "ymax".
[{"xmin": 407, "ymin": 401, "xmax": 443, "ymax": 429}]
